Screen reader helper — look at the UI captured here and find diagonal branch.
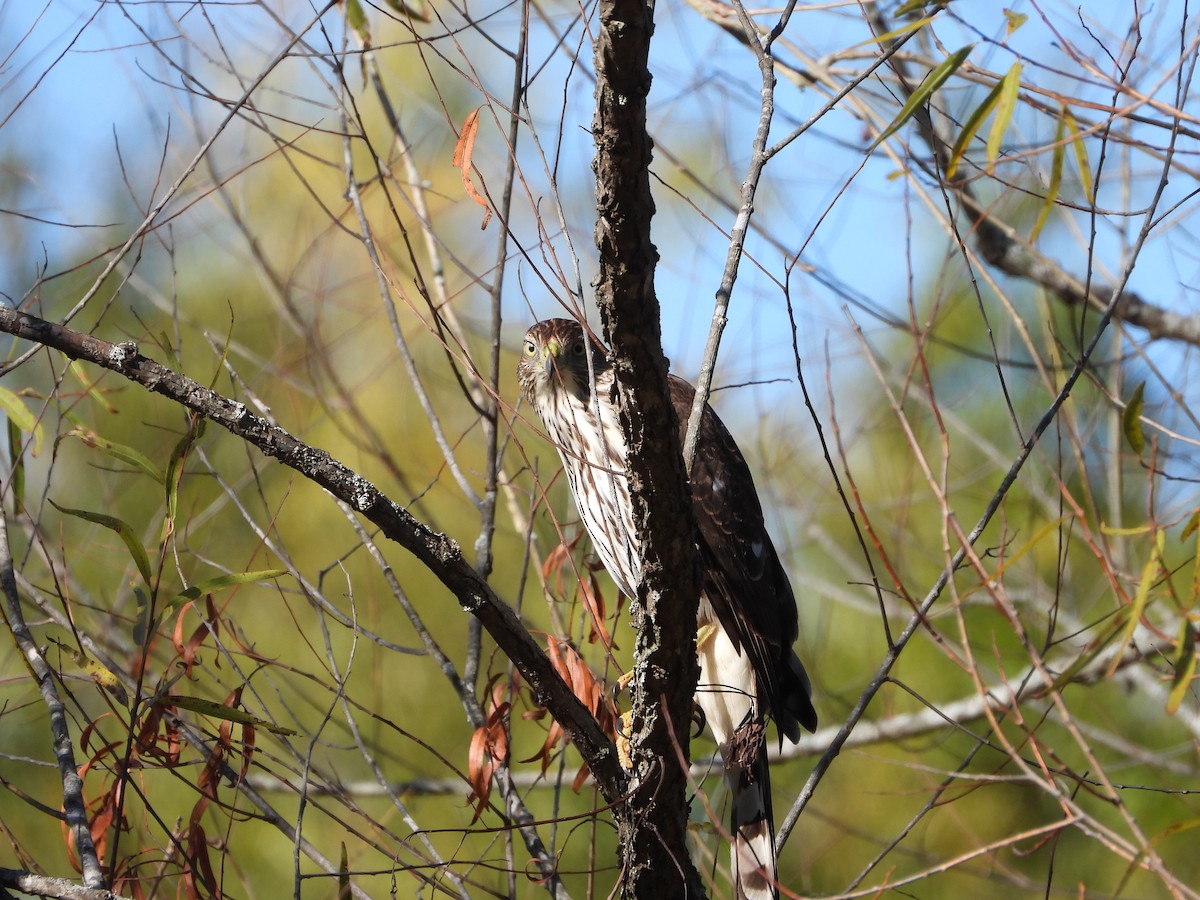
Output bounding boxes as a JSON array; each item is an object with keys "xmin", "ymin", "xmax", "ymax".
[{"xmin": 0, "ymin": 307, "xmax": 627, "ymax": 809}]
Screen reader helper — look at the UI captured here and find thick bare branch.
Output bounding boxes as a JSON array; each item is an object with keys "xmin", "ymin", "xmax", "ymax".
[
  {"xmin": 0, "ymin": 307, "xmax": 627, "ymax": 807},
  {"xmin": 0, "ymin": 869, "xmax": 131, "ymax": 900},
  {"xmin": 592, "ymin": 0, "xmax": 706, "ymax": 894}
]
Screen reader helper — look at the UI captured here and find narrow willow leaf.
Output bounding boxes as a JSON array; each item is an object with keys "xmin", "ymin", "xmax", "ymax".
[
  {"xmin": 895, "ymin": 0, "xmax": 931, "ymax": 14},
  {"xmin": 1123, "ymin": 381, "xmax": 1146, "ymax": 454},
  {"xmin": 1063, "ymin": 110, "xmax": 1093, "ymax": 202},
  {"xmin": 1051, "ymin": 613, "xmax": 1125, "ymax": 691},
  {"xmin": 1190, "ymin": 515, "xmax": 1200, "ymax": 613},
  {"xmin": 82, "ymin": 655, "xmax": 129, "ymax": 704},
  {"xmin": 50, "ymin": 499, "xmax": 153, "ymax": 587},
  {"xmin": 851, "ymin": 15, "xmax": 933, "ymax": 48},
  {"xmin": 1003, "ymin": 9, "xmax": 1028, "ymax": 36},
  {"xmin": 344, "ymin": 0, "xmax": 370, "ymax": 43},
  {"xmin": 384, "ymin": 0, "xmax": 432, "ymax": 22},
  {"xmin": 176, "ymin": 569, "xmax": 288, "ymax": 602},
  {"xmin": 947, "ymin": 80, "xmax": 1002, "ymax": 179},
  {"xmin": 1166, "ymin": 620, "xmax": 1197, "ymax": 715},
  {"xmin": 1106, "ymin": 534, "xmax": 1163, "ymax": 678},
  {"xmin": 133, "ymin": 587, "xmax": 154, "ymax": 646},
  {"xmin": 985, "ymin": 62, "xmax": 1022, "ymax": 173},
  {"xmin": 68, "ymin": 359, "xmax": 118, "ymax": 414},
  {"xmin": 166, "ymin": 695, "xmax": 298, "ymax": 736},
  {"xmin": 339, "ymin": 843, "xmax": 351, "ymax": 900},
  {"xmin": 7, "ymin": 419, "xmax": 24, "ymax": 516},
  {"xmin": 62, "ymin": 429, "xmax": 164, "ymax": 483},
  {"xmin": 871, "ymin": 45, "xmax": 974, "ymax": 150},
  {"xmin": 1031, "ymin": 111, "xmax": 1067, "ymax": 240},
  {"xmin": 959, "ymin": 515, "xmax": 1067, "ymax": 600},
  {"xmin": 164, "ymin": 422, "xmax": 202, "ymax": 526},
  {"xmin": 1182, "ymin": 510, "xmax": 1200, "ymax": 542},
  {"xmin": 1100, "ymin": 522, "xmax": 1152, "ymax": 537},
  {"xmin": 0, "ymin": 384, "xmax": 43, "ymax": 455}
]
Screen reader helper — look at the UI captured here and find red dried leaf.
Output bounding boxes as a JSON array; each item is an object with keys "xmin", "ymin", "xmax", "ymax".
[
  {"xmin": 466, "ymin": 699, "xmax": 511, "ymax": 822},
  {"xmin": 240, "ymin": 723, "xmax": 256, "ymax": 782},
  {"xmin": 185, "ymin": 819, "xmax": 221, "ymax": 899},
  {"xmin": 579, "ymin": 575, "xmax": 612, "ymax": 646},
  {"xmin": 522, "ymin": 639, "xmax": 619, "ymax": 779}
]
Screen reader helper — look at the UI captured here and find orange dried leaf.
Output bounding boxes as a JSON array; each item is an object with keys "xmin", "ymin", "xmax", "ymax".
[
  {"xmin": 580, "ymin": 574, "xmax": 612, "ymax": 646},
  {"xmin": 452, "ymin": 107, "xmax": 492, "ymax": 228}
]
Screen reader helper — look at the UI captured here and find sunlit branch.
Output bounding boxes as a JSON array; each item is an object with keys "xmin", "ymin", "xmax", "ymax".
[
  {"xmin": 0, "ymin": 307, "xmax": 627, "ymax": 806},
  {"xmin": 0, "ymin": 513, "xmax": 104, "ymax": 889}
]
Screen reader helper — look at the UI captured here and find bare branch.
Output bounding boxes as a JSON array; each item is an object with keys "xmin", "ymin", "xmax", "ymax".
[
  {"xmin": 592, "ymin": 0, "xmax": 706, "ymax": 893},
  {"xmin": 0, "ymin": 307, "xmax": 627, "ymax": 806},
  {"xmin": 0, "ymin": 512, "xmax": 103, "ymax": 889}
]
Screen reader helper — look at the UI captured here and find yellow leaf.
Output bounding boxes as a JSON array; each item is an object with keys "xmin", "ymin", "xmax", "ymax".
[
  {"xmin": 69, "ymin": 359, "xmax": 117, "ymax": 414},
  {"xmin": 1107, "ymin": 533, "xmax": 1165, "ymax": 678},
  {"xmin": 1031, "ymin": 110, "xmax": 1067, "ymax": 240},
  {"xmin": 0, "ymin": 384, "xmax": 43, "ymax": 455},
  {"xmin": 1003, "ymin": 9, "xmax": 1028, "ymax": 37},
  {"xmin": 985, "ymin": 62, "xmax": 1022, "ymax": 174},
  {"xmin": 1063, "ymin": 110, "xmax": 1093, "ymax": 203}
]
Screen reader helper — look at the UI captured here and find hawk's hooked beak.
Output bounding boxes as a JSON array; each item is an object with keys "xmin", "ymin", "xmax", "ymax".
[{"xmin": 541, "ymin": 339, "xmax": 562, "ymax": 379}]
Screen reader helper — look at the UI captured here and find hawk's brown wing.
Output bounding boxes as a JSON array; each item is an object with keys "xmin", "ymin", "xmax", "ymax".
[{"xmin": 669, "ymin": 376, "xmax": 817, "ymax": 740}]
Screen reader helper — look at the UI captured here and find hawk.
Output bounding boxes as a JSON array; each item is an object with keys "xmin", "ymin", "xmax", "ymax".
[{"xmin": 518, "ymin": 318, "xmax": 817, "ymax": 900}]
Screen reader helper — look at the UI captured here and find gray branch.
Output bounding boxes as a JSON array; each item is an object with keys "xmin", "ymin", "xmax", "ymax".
[{"xmin": 0, "ymin": 512, "xmax": 104, "ymax": 889}]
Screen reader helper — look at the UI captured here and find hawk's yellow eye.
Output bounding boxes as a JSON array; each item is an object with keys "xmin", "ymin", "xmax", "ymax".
[{"xmin": 523, "ymin": 339, "xmax": 537, "ymax": 356}]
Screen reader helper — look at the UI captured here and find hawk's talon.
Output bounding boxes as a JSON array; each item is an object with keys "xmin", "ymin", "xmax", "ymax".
[{"xmin": 616, "ymin": 710, "xmax": 635, "ymax": 770}]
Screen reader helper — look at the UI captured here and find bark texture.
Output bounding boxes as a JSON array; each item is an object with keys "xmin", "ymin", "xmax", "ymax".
[{"xmin": 593, "ymin": 1, "xmax": 707, "ymax": 895}]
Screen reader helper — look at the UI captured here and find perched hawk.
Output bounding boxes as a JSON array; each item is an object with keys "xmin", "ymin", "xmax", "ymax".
[{"xmin": 518, "ymin": 318, "xmax": 817, "ymax": 900}]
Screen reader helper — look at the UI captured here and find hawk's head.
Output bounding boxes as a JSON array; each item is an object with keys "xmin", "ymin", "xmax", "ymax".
[{"xmin": 517, "ymin": 318, "xmax": 608, "ymax": 405}]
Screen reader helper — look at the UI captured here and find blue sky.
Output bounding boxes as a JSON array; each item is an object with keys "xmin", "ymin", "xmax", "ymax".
[{"xmin": 2, "ymin": 0, "xmax": 1196, "ymax": 448}]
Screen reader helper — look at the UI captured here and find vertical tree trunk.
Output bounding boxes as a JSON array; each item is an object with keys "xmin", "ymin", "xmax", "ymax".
[{"xmin": 593, "ymin": 1, "xmax": 707, "ymax": 896}]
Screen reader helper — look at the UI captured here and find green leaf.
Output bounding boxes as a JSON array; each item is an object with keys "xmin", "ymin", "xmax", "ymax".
[
  {"xmin": 176, "ymin": 569, "xmax": 288, "ymax": 602},
  {"xmin": 985, "ymin": 62, "xmax": 1022, "ymax": 174},
  {"xmin": 7, "ymin": 419, "xmax": 25, "ymax": 516},
  {"xmin": 164, "ymin": 420, "xmax": 203, "ymax": 527},
  {"xmin": 165, "ymin": 694, "xmax": 298, "ymax": 736},
  {"xmin": 345, "ymin": 0, "xmax": 370, "ymax": 44},
  {"xmin": 895, "ymin": 0, "xmax": 931, "ymax": 14},
  {"xmin": 947, "ymin": 80, "xmax": 1002, "ymax": 179},
  {"xmin": 50, "ymin": 499, "xmax": 153, "ymax": 588},
  {"xmin": 384, "ymin": 0, "xmax": 432, "ymax": 23},
  {"xmin": 1123, "ymin": 381, "xmax": 1146, "ymax": 454},
  {"xmin": 871, "ymin": 45, "xmax": 974, "ymax": 150},
  {"xmin": 339, "ymin": 843, "xmax": 351, "ymax": 900},
  {"xmin": 133, "ymin": 586, "xmax": 154, "ymax": 646},
  {"xmin": 0, "ymin": 384, "xmax": 43, "ymax": 455},
  {"xmin": 61, "ymin": 429, "xmax": 164, "ymax": 484},
  {"xmin": 1031, "ymin": 110, "xmax": 1067, "ymax": 240},
  {"xmin": 1167, "ymin": 620, "xmax": 1197, "ymax": 715}
]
